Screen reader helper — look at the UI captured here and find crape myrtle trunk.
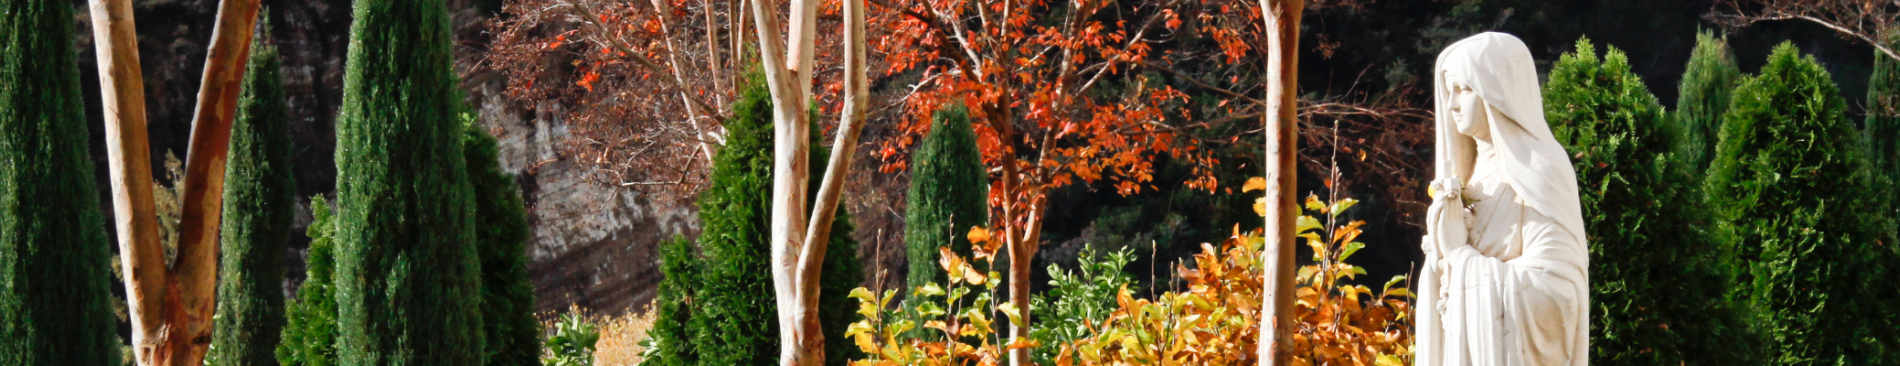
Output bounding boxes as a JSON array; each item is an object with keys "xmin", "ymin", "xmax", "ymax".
[{"xmin": 688, "ymin": 77, "xmax": 863, "ymax": 366}]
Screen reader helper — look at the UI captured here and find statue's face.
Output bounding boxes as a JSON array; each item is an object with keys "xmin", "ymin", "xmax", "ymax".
[{"xmin": 1445, "ymin": 72, "xmax": 1490, "ymax": 141}]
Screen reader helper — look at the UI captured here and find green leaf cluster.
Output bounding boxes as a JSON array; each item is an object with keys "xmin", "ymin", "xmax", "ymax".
[
  {"xmin": 209, "ymin": 23, "xmax": 296, "ymax": 366},
  {"xmin": 905, "ymin": 103, "xmax": 991, "ymax": 292},
  {"xmin": 1545, "ymin": 37, "xmax": 1759, "ymax": 365},
  {"xmin": 542, "ymin": 313, "xmax": 600, "ymax": 366},
  {"xmin": 0, "ymin": 0, "xmax": 120, "ymax": 363},
  {"xmin": 655, "ymin": 72, "xmax": 863, "ymax": 366},
  {"xmin": 1030, "ymin": 244, "xmax": 1135, "ymax": 365},
  {"xmin": 1707, "ymin": 42, "xmax": 1897, "ymax": 365}
]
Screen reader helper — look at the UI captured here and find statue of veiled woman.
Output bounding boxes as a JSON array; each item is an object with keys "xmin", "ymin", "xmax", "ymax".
[{"xmin": 1415, "ymin": 32, "xmax": 1590, "ymax": 366}]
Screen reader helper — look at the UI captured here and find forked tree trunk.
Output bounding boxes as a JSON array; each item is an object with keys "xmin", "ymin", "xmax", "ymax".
[
  {"xmin": 745, "ymin": 0, "xmax": 870, "ymax": 363},
  {"xmin": 1257, "ymin": 0, "xmax": 1301, "ymax": 365},
  {"xmin": 86, "ymin": 0, "xmax": 263, "ymax": 365}
]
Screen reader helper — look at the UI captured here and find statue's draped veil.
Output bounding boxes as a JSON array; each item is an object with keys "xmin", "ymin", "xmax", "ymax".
[{"xmin": 1417, "ymin": 32, "xmax": 1590, "ymax": 366}]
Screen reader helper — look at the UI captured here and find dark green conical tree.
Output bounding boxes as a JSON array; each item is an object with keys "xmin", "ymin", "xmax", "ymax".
[
  {"xmin": 208, "ymin": 23, "xmax": 296, "ymax": 366},
  {"xmin": 1707, "ymin": 42, "xmax": 1893, "ymax": 365},
  {"xmin": 1675, "ymin": 30, "xmax": 1742, "ymax": 171},
  {"xmin": 277, "ymin": 196, "xmax": 339, "ymax": 366},
  {"xmin": 904, "ymin": 103, "xmax": 990, "ymax": 292},
  {"xmin": 0, "ymin": 0, "xmax": 120, "ymax": 364},
  {"xmin": 689, "ymin": 75, "xmax": 863, "ymax": 366},
  {"xmin": 1545, "ymin": 38, "xmax": 1758, "ymax": 365},
  {"xmin": 464, "ymin": 122, "xmax": 541, "ymax": 366},
  {"xmin": 330, "ymin": 0, "xmax": 484, "ymax": 364},
  {"xmin": 649, "ymin": 235, "xmax": 700, "ymax": 366}
]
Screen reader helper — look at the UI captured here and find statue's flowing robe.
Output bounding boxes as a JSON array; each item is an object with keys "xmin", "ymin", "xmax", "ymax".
[{"xmin": 1418, "ymin": 32, "xmax": 1590, "ymax": 366}]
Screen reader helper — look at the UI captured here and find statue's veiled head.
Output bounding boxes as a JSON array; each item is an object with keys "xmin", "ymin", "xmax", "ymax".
[{"xmin": 1429, "ymin": 32, "xmax": 1589, "ymax": 247}]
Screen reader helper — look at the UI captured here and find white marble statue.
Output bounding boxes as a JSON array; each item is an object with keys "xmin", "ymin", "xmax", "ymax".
[{"xmin": 1415, "ymin": 32, "xmax": 1590, "ymax": 366}]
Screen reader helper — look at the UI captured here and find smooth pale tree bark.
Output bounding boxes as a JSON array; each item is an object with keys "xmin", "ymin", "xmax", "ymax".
[
  {"xmin": 85, "ymin": 0, "xmax": 166, "ymax": 363},
  {"xmin": 86, "ymin": 0, "xmax": 263, "ymax": 365},
  {"xmin": 744, "ymin": 0, "xmax": 869, "ymax": 362},
  {"xmin": 1257, "ymin": 0, "xmax": 1301, "ymax": 365}
]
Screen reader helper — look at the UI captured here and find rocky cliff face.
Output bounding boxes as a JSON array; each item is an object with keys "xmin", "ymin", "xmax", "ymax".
[{"xmin": 462, "ymin": 70, "xmax": 702, "ymax": 314}]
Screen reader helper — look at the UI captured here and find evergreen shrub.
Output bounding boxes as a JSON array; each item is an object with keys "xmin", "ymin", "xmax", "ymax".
[
  {"xmin": 465, "ymin": 120, "xmax": 541, "ymax": 366},
  {"xmin": 1707, "ymin": 42, "xmax": 1894, "ymax": 365},
  {"xmin": 1545, "ymin": 38, "xmax": 1758, "ymax": 365},
  {"xmin": 208, "ymin": 24, "xmax": 296, "ymax": 366},
  {"xmin": 1675, "ymin": 30, "xmax": 1743, "ymax": 171},
  {"xmin": 278, "ymin": 197, "xmax": 339, "ymax": 366},
  {"xmin": 904, "ymin": 103, "xmax": 991, "ymax": 291}
]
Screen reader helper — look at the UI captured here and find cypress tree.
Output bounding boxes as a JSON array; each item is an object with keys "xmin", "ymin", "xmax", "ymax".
[
  {"xmin": 1545, "ymin": 38, "xmax": 1757, "ymax": 365},
  {"xmin": 903, "ymin": 103, "xmax": 990, "ymax": 291},
  {"xmin": 0, "ymin": 0, "xmax": 121, "ymax": 363},
  {"xmin": 1707, "ymin": 43, "xmax": 1891, "ymax": 365},
  {"xmin": 464, "ymin": 122, "xmax": 540, "ymax": 366},
  {"xmin": 277, "ymin": 197, "xmax": 339, "ymax": 366},
  {"xmin": 1675, "ymin": 30, "xmax": 1742, "ymax": 171},
  {"xmin": 690, "ymin": 76, "xmax": 863, "ymax": 366},
  {"xmin": 208, "ymin": 21, "xmax": 296, "ymax": 366},
  {"xmin": 330, "ymin": 0, "xmax": 484, "ymax": 364}
]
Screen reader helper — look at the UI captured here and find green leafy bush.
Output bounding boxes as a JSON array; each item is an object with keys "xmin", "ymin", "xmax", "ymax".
[
  {"xmin": 543, "ymin": 313, "xmax": 601, "ymax": 366},
  {"xmin": 905, "ymin": 103, "xmax": 992, "ymax": 291},
  {"xmin": 0, "ymin": 0, "xmax": 121, "ymax": 363},
  {"xmin": 278, "ymin": 196, "xmax": 340, "ymax": 366},
  {"xmin": 1029, "ymin": 245, "xmax": 1134, "ymax": 365},
  {"xmin": 1545, "ymin": 37, "xmax": 1759, "ymax": 365},
  {"xmin": 1675, "ymin": 30, "xmax": 1743, "ymax": 171},
  {"xmin": 330, "ymin": 0, "xmax": 485, "ymax": 363},
  {"xmin": 1707, "ymin": 42, "xmax": 1894, "ymax": 365},
  {"xmin": 208, "ymin": 23, "xmax": 296, "ymax": 366}
]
